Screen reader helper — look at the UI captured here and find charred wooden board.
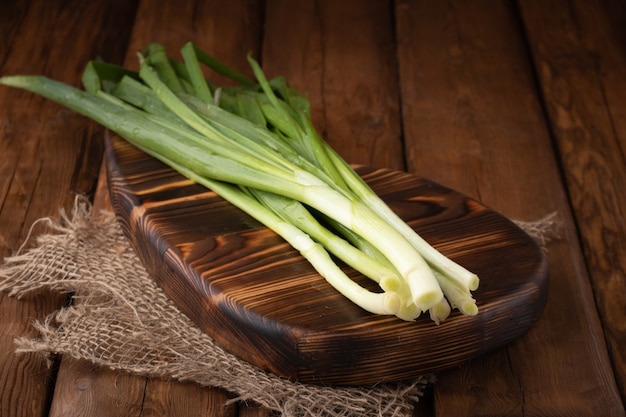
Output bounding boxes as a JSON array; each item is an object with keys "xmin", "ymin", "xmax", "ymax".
[{"xmin": 105, "ymin": 134, "xmax": 549, "ymax": 386}]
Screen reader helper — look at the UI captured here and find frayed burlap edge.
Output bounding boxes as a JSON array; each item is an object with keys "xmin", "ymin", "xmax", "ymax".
[
  {"xmin": 0, "ymin": 196, "xmax": 434, "ymax": 417},
  {"xmin": 513, "ymin": 212, "xmax": 562, "ymax": 250},
  {"xmin": 0, "ymin": 196, "xmax": 561, "ymax": 417}
]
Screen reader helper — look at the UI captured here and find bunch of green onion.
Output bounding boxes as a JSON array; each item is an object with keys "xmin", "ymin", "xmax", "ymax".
[{"xmin": 0, "ymin": 42, "xmax": 479, "ymax": 323}]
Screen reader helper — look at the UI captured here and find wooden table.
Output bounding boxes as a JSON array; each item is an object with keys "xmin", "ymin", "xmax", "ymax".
[{"xmin": 1, "ymin": 1, "xmax": 624, "ymax": 416}]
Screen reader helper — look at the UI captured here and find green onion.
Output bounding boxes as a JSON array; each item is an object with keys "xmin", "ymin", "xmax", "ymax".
[{"xmin": 0, "ymin": 41, "xmax": 479, "ymax": 323}]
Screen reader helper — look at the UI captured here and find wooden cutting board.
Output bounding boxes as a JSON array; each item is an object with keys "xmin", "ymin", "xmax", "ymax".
[{"xmin": 104, "ymin": 134, "xmax": 549, "ymax": 386}]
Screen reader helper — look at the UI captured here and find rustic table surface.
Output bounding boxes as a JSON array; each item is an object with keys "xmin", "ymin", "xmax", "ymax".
[{"xmin": 1, "ymin": 1, "xmax": 625, "ymax": 416}]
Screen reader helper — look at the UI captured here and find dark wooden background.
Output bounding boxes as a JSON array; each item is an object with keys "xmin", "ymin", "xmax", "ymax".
[{"xmin": 1, "ymin": 0, "xmax": 624, "ymax": 416}]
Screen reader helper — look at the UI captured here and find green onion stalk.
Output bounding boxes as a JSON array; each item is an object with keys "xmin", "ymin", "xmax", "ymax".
[{"xmin": 0, "ymin": 42, "xmax": 479, "ymax": 323}]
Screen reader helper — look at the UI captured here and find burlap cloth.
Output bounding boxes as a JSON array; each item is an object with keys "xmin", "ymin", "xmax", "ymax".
[{"xmin": 0, "ymin": 196, "xmax": 561, "ymax": 417}]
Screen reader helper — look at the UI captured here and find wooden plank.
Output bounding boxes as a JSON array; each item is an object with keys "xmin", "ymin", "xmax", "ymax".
[
  {"xmin": 50, "ymin": 358, "xmax": 236, "ymax": 417},
  {"xmin": 395, "ymin": 0, "xmax": 624, "ymax": 416},
  {"xmin": 0, "ymin": 1, "xmax": 137, "ymax": 417},
  {"xmin": 141, "ymin": 377, "xmax": 236, "ymax": 417},
  {"xmin": 518, "ymin": 0, "xmax": 626, "ymax": 403},
  {"xmin": 49, "ymin": 358, "xmax": 147, "ymax": 417},
  {"xmin": 121, "ymin": 0, "xmax": 263, "ymax": 79},
  {"xmin": 262, "ymin": 0, "xmax": 405, "ymax": 170},
  {"xmin": 48, "ymin": 1, "xmax": 266, "ymax": 416}
]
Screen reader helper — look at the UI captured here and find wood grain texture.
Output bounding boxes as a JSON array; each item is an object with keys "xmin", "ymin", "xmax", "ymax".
[
  {"xmin": 49, "ymin": 357, "xmax": 146, "ymax": 417},
  {"xmin": 51, "ymin": 357, "xmax": 234, "ymax": 417},
  {"xmin": 1, "ymin": 0, "xmax": 624, "ymax": 415},
  {"xmin": 0, "ymin": 1, "xmax": 137, "ymax": 416},
  {"xmin": 141, "ymin": 378, "xmax": 236, "ymax": 417},
  {"xmin": 105, "ymin": 133, "xmax": 548, "ymax": 386},
  {"xmin": 396, "ymin": 0, "xmax": 624, "ymax": 415},
  {"xmin": 262, "ymin": 0, "xmax": 405, "ymax": 171},
  {"xmin": 122, "ymin": 0, "xmax": 263, "ymax": 79},
  {"xmin": 519, "ymin": 0, "xmax": 626, "ymax": 402},
  {"xmin": 47, "ymin": 1, "xmax": 267, "ymax": 416}
]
